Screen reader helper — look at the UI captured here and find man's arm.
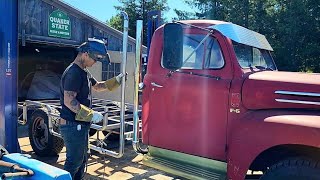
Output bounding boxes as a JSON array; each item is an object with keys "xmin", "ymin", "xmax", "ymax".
[
  {"xmin": 92, "ymin": 79, "xmax": 118, "ymax": 92},
  {"xmin": 64, "ymin": 91, "xmax": 80, "ymax": 113},
  {"xmin": 64, "ymin": 90, "xmax": 103, "ymax": 123},
  {"xmin": 92, "ymin": 74, "xmax": 123, "ymax": 92}
]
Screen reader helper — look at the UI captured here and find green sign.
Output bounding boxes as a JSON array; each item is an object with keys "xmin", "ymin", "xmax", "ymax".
[{"xmin": 48, "ymin": 10, "xmax": 71, "ymax": 39}]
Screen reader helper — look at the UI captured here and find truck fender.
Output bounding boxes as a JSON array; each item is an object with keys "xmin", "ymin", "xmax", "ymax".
[{"xmin": 226, "ymin": 110, "xmax": 320, "ymax": 180}]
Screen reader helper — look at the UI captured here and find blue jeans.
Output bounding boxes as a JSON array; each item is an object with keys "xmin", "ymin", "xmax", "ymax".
[{"xmin": 60, "ymin": 122, "xmax": 90, "ymax": 180}]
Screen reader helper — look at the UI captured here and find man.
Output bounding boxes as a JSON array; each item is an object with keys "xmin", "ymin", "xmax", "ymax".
[{"xmin": 59, "ymin": 38, "xmax": 124, "ymax": 179}]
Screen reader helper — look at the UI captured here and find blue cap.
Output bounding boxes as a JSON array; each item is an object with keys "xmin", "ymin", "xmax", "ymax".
[{"xmin": 77, "ymin": 38, "xmax": 110, "ymax": 63}]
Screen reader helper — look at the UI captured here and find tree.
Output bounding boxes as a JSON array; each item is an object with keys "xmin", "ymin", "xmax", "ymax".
[
  {"xmin": 182, "ymin": 0, "xmax": 320, "ymax": 72},
  {"xmin": 107, "ymin": 15, "xmax": 123, "ymax": 32},
  {"xmin": 185, "ymin": 0, "xmax": 227, "ymax": 21},
  {"xmin": 266, "ymin": 0, "xmax": 320, "ymax": 72},
  {"xmin": 173, "ymin": 9, "xmax": 196, "ymax": 20},
  {"xmin": 107, "ymin": 0, "xmax": 169, "ymax": 45}
]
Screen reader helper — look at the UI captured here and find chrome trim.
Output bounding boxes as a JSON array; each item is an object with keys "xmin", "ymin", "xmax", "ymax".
[
  {"xmin": 275, "ymin": 91, "xmax": 320, "ymax": 97},
  {"xmin": 275, "ymin": 99, "xmax": 320, "ymax": 106},
  {"xmin": 151, "ymin": 82, "xmax": 163, "ymax": 88},
  {"xmin": 133, "ymin": 20, "xmax": 148, "ymax": 154}
]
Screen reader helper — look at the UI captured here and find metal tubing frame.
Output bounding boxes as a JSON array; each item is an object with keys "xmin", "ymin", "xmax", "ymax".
[
  {"xmin": 132, "ymin": 20, "xmax": 148, "ymax": 154},
  {"xmin": 20, "ymin": 98, "xmax": 140, "ymax": 155},
  {"xmin": 22, "ymin": 100, "xmax": 110, "ymax": 136},
  {"xmin": 89, "ymin": 11, "xmax": 129, "ymax": 158},
  {"xmin": 24, "ymin": 100, "xmax": 62, "ymax": 138}
]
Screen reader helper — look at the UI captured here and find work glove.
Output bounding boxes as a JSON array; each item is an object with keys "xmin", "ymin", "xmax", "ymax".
[
  {"xmin": 76, "ymin": 104, "xmax": 103, "ymax": 123},
  {"xmin": 115, "ymin": 73, "xmax": 128, "ymax": 83},
  {"xmin": 91, "ymin": 111, "xmax": 103, "ymax": 123}
]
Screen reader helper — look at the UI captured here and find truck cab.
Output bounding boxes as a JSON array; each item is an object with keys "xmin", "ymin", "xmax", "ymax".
[{"xmin": 141, "ymin": 20, "xmax": 320, "ymax": 180}]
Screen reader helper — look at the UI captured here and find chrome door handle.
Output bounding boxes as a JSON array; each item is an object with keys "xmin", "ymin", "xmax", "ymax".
[{"xmin": 151, "ymin": 82, "xmax": 163, "ymax": 88}]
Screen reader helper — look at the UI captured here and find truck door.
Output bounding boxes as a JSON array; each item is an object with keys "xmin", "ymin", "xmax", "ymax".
[{"xmin": 144, "ymin": 32, "xmax": 232, "ymax": 161}]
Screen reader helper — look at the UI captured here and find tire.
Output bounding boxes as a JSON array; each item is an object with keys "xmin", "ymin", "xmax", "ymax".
[
  {"xmin": 260, "ymin": 157, "xmax": 320, "ymax": 180},
  {"xmin": 28, "ymin": 110, "xmax": 64, "ymax": 156}
]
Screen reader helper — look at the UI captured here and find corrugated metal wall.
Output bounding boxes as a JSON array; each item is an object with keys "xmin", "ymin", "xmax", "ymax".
[{"xmin": 18, "ymin": 0, "xmax": 135, "ymax": 52}]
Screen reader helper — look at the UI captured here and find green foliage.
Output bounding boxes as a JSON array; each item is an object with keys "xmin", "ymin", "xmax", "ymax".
[
  {"xmin": 182, "ymin": 0, "xmax": 320, "ymax": 72},
  {"xmin": 107, "ymin": 15, "xmax": 123, "ymax": 32},
  {"xmin": 173, "ymin": 9, "xmax": 196, "ymax": 20},
  {"xmin": 107, "ymin": 0, "xmax": 169, "ymax": 45}
]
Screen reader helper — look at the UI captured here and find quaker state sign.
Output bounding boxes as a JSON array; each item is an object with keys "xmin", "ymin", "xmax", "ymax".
[{"xmin": 48, "ymin": 10, "xmax": 71, "ymax": 39}]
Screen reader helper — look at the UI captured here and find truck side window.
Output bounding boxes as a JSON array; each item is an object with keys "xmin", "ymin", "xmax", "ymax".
[
  {"xmin": 233, "ymin": 42, "xmax": 276, "ymax": 70},
  {"xmin": 178, "ymin": 34, "xmax": 224, "ymax": 70},
  {"xmin": 204, "ymin": 38, "xmax": 224, "ymax": 69},
  {"xmin": 181, "ymin": 35, "xmax": 204, "ymax": 69}
]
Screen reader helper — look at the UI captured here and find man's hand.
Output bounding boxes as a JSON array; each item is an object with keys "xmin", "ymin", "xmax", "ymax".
[
  {"xmin": 92, "ymin": 73, "xmax": 127, "ymax": 92},
  {"xmin": 75, "ymin": 104, "xmax": 104, "ymax": 123},
  {"xmin": 92, "ymin": 111, "xmax": 103, "ymax": 123}
]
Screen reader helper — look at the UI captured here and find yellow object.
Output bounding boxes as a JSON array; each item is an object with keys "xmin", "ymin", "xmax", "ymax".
[
  {"xmin": 75, "ymin": 104, "xmax": 94, "ymax": 122},
  {"xmin": 104, "ymin": 77, "xmax": 120, "ymax": 91}
]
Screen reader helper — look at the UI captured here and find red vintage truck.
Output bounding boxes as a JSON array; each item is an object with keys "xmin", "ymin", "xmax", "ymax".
[{"xmin": 139, "ymin": 20, "xmax": 320, "ymax": 180}]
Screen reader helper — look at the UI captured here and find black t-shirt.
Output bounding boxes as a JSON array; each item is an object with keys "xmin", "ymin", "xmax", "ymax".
[{"xmin": 60, "ymin": 63, "xmax": 97, "ymax": 122}]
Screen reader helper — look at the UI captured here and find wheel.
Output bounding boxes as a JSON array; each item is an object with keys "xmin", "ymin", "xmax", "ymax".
[
  {"xmin": 28, "ymin": 110, "xmax": 64, "ymax": 156},
  {"xmin": 260, "ymin": 157, "xmax": 320, "ymax": 180}
]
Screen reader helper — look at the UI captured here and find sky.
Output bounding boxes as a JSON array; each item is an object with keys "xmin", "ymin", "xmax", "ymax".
[{"xmin": 60, "ymin": 0, "xmax": 196, "ymax": 22}]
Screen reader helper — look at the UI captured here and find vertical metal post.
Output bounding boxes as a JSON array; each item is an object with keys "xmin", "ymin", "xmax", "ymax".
[
  {"xmin": 118, "ymin": 11, "xmax": 129, "ymax": 157},
  {"xmin": 0, "ymin": 0, "xmax": 19, "ymax": 153},
  {"xmin": 88, "ymin": 12, "xmax": 129, "ymax": 158},
  {"xmin": 133, "ymin": 20, "xmax": 148, "ymax": 154}
]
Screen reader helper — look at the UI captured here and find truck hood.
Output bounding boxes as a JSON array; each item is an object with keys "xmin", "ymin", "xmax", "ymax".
[{"xmin": 242, "ymin": 71, "xmax": 320, "ymax": 110}]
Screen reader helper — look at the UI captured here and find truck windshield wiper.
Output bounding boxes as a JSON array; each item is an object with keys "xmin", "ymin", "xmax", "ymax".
[
  {"xmin": 249, "ymin": 64, "xmax": 273, "ymax": 71},
  {"xmin": 254, "ymin": 65, "xmax": 274, "ymax": 71}
]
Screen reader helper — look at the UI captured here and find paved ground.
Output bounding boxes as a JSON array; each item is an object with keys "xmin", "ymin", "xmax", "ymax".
[{"xmin": 18, "ymin": 125, "xmax": 185, "ymax": 180}]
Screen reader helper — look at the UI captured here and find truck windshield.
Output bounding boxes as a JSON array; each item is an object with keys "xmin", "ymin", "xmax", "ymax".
[{"xmin": 233, "ymin": 42, "xmax": 277, "ymax": 70}]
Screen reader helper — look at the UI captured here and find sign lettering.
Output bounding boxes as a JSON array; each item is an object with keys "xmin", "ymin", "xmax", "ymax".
[{"xmin": 48, "ymin": 10, "xmax": 71, "ymax": 39}]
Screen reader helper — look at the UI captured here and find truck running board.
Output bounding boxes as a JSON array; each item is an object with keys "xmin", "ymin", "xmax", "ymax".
[{"xmin": 143, "ymin": 146, "xmax": 227, "ymax": 180}]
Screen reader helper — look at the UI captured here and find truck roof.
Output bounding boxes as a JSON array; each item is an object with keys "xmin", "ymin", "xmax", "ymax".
[
  {"xmin": 179, "ymin": 19, "xmax": 228, "ymax": 26},
  {"xmin": 178, "ymin": 20, "xmax": 273, "ymax": 51}
]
